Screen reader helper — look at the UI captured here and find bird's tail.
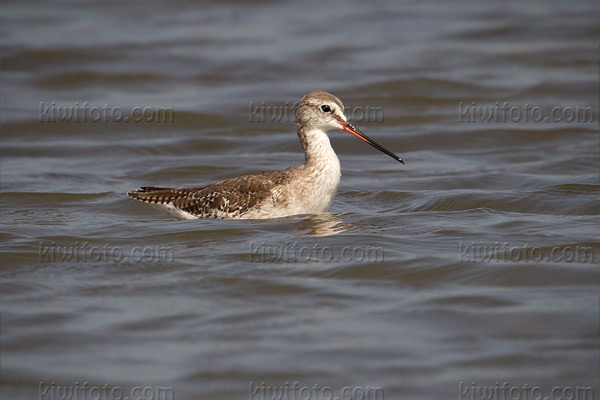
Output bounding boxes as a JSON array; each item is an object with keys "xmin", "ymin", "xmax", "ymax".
[{"xmin": 127, "ymin": 187, "xmax": 184, "ymax": 205}]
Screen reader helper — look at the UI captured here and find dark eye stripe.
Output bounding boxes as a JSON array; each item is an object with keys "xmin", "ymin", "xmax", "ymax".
[{"xmin": 320, "ymin": 104, "xmax": 331, "ymax": 113}]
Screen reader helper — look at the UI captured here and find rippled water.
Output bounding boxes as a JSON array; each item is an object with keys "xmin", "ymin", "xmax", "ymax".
[{"xmin": 2, "ymin": 1, "xmax": 599, "ymax": 399}]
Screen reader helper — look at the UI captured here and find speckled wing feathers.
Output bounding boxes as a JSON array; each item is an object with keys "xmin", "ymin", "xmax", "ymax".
[{"xmin": 127, "ymin": 169, "xmax": 298, "ymax": 218}]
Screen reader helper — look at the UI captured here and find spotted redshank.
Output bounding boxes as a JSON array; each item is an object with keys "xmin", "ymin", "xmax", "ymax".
[{"xmin": 127, "ymin": 91, "xmax": 404, "ymax": 219}]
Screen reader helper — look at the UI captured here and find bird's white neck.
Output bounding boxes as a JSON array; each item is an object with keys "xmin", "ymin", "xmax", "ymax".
[
  {"xmin": 295, "ymin": 127, "xmax": 341, "ymax": 215},
  {"xmin": 298, "ymin": 127, "xmax": 341, "ymax": 175}
]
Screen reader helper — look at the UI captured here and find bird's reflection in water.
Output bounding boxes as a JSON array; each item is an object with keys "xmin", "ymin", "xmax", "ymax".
[{"xmin": 292, "ymin": 212, "xmax": 350, "ymax": 237}]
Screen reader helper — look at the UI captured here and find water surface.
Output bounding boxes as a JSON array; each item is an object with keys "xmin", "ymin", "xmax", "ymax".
[{"xmin": 1, "ymin": 1, "xmax": 599, "ymax": 399}]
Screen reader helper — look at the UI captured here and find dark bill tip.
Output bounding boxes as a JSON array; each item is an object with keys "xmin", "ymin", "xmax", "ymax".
[{"xmin": 340, "ymin": 123, "xmax": 405, "ymax": 165}]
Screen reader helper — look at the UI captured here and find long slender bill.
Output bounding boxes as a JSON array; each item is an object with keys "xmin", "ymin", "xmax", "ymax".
[{"xmin": 340, "ymin": 123, "xmax": 404, "ymax": 164}]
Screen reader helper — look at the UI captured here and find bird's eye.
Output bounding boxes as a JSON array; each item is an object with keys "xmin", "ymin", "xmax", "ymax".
[{"xmin": 320, "ymin": 104, "xmax": 331, "ymax": 113}]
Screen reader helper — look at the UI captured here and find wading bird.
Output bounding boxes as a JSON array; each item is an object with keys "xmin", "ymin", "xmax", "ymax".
[{"xmin": 127, "ymin": 91, "xmax": 403, "ymax": 219}]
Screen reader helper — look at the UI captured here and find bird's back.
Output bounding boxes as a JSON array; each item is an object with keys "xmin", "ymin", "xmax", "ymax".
[{"xmin": 127, "ymin": 167, "xmax": 302, "ymax": 219}]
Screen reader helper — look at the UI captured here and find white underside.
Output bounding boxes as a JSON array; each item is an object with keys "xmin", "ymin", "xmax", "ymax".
[{"xmin": 149, "ymin": 203, "xmax": 198, "ymax": 220}]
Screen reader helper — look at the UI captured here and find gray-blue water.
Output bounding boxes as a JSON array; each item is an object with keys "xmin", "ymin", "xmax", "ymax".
[{"xmin": 1, "ymin": 1, "xmax": 599, "ymax": 399}]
